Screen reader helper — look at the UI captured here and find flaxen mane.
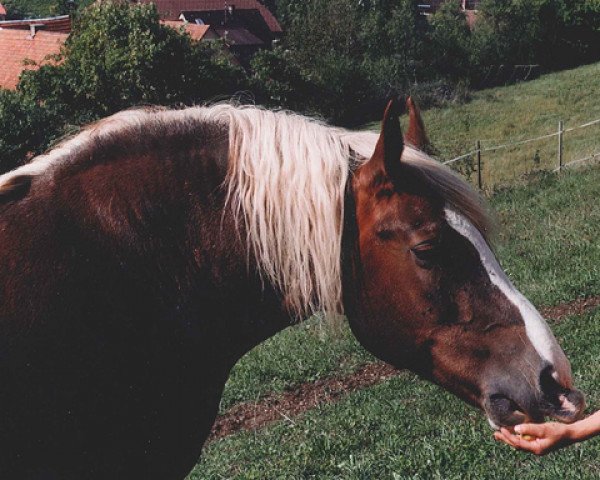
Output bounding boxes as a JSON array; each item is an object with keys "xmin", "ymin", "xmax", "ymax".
[{"xmin": 0, "ymin": 104, "xmax": 491, "ymax": 318}]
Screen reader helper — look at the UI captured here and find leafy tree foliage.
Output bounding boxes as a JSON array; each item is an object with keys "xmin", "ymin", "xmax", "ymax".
[
  {"xmin": 0, "ymin": 1, "xmax": 247, "ymax": 173},
  {"xmin": 250, "ymin": 46, "xmax": 320, "ymax": 114},
  {"xmin": 3, "ymin": 0, "xmax": 82, "ymax": 19},
  {"xmin": 0, "ymin": 90, "xmax": 58, "ymax": 172},
  {"xmin": 471, "ymin": 0, "xmax": 600, "ymax": 70},
  {"xmin": 268, "ymin": 0, "xmax": 599, "ymax": 118},
  {"xmin": 19, "ymin": 1, "xmax": 246, "ymax": 125},
  {"xmin": 255, "ymin": 0, "xmax": 430, "ymax": 124},
  {"xmin": 428, "ymin": 1, "xmax": 472, "ymax": 81},
  {"xmin": 534, "ymin": 0, "xmax": 600, "ymax": 69}
]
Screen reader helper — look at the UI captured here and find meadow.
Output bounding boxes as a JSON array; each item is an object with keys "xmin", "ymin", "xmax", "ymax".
[
  {"xmin": 391, "ymin": 62, "xmax": 600, "ymax": 190},
  {"xmin": 190, "ymin": 64, "xmax": 600, "ymax": 479}
]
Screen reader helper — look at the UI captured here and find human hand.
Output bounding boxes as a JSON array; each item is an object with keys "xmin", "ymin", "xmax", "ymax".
[{"xmin": 493, "ymin": 422, "xmax": 575, "ymax": 455}]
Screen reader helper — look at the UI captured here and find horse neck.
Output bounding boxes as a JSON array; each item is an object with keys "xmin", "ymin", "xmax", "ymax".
[{"xmin": 50, "ymin": 136, "xmax": 292, "ymax": 364}]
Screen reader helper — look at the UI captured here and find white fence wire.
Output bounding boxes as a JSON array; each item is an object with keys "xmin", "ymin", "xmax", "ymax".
[{"xmin": 442, "ymin": 116, "xmax": 600, "ymax": 181}]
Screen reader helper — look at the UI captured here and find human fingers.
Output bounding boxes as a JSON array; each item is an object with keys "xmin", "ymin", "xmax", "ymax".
[
  {"xmin": 495, "ymin": 428, "xmax": 523, "ymax": 449},
  {"xmin": 514, "ymin": 423, "xmax": 547, "ymax": 439}
]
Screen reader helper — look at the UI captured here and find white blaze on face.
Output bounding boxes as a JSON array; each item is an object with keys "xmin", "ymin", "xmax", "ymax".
[{"xmin": 444, "ymin": 209, "xmax": 572, "ymax": 386}]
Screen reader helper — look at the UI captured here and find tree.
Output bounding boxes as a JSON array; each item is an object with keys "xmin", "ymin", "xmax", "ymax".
[
  {"xmin": 0, "ymin": 90, "xmax": 58, "ymax": 173},
  {"xmin": 255, "ymin": 0, "xmax": 432, "ymax": 124},
  {"xmin": 250, "ymin": 46, "xmax": 321, "ymax": 114},
  {"xmin": 19, "ymin": 1, "xmax": 247, "ymax": 125},
  {"xmin": 471, "ymin": 0, "xmax": 541, "ymax": 68},
  {"xmin": 535, "ymin": 0, "xmax": 600, "ymax": 69},
  {"xmin": 428, "ymin": 1, "xmax": 472, "ymax": 81},
  {"xmin": 0, "ymin": 0, "xmax": 248, "ymax": 173},
  {"xmin": 471, "ymin": 0, "xmax": 600, "ymax": 72}
]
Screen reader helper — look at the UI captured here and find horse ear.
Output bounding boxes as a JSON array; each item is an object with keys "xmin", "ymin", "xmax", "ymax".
[
  {"xmin": 404, "ymin": 96, "xmax": 431, "ymax": 152},
  {"xmin": 371, "ymin": 97, "xmax": 404, "ymax": 182}
]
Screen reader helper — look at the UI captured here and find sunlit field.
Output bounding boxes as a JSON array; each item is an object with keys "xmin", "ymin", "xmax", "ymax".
[{"xmin": 369, "ymin": 62, "xmax": 600, "ymax": 190}]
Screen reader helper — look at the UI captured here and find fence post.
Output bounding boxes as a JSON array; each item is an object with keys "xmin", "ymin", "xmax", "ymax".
[
  {"xmin": 476, "ymin": 140, "xmax": 482, "ymax": 189},
  {"xmin": 557, "ymin": 120, "xmax": 564, "ymax": 171}
]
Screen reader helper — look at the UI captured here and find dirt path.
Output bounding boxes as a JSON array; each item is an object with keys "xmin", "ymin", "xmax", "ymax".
[
  {"xmin": 208, "ymin": 295, "xmax": 600, "ymax": 443},
  {"xmin": 539, "ymin": 295, "xmax": 600, "ymax": 322}
]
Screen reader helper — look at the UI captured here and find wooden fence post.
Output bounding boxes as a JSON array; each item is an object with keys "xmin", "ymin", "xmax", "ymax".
[
  {"xmin": 557, "ymin": 120, "xmax": 564, "ymax": 171},
  {"xmin": 476, "ymin": 140, "xmax": 482, "ymax": 189}
]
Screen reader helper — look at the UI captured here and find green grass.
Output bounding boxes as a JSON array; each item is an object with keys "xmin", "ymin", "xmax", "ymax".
[
  {"xmin": 389, "ymin": 62, "xmax": 600, "ymax": 189},
  {"xmin": 220, "ymin": 317, "xmax": 373, "ymax": 411},
  {"xmin": 196, "ymin": 307, "xmax": 600, "ymax": 479},
  {"xmin": 193, "ymin": 165, "xmax": 600, "ymax": 478},
  {"xmin": 195, "ymin": 310, "xmax": 600, "ymax": 480},
  {"xmin": 492, "ymin": 170, "xmax": 600, "ymax": 306}
]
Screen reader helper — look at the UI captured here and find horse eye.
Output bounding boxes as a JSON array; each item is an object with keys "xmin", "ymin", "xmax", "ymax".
[{"xmin": 411, "ymin": 240, "xmax": 441, "ymax": 266}]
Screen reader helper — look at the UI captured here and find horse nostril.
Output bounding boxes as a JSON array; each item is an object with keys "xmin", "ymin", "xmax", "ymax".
[
  {"xmin": 539, "ymin": 364, "xmax": 563, "ymax": 398},
  {"xmin": 539, "ymin": 364, "xmax": 586, "ymax": 421},
  {"xmin": 489, "ymin": 393, "xmax": 523, "ymax": 416}
]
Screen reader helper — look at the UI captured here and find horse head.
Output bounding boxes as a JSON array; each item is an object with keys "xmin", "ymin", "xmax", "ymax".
[{"xmin": 345, "ymin": 98, "xmax": 585, "ymax": 429}]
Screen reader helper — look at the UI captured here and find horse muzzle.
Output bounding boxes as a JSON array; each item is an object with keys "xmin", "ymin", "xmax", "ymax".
[{"xmin": 482, "ymin": 366, "xmax": 586, "ymax": 429}]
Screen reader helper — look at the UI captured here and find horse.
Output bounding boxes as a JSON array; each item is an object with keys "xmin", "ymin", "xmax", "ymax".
[{"xmin": 0, "ymin": 98, "xmax": 585, "ymax": 478}]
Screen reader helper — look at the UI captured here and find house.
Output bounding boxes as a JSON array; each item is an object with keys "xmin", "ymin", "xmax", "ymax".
[
  {"xmin": 0, "ymin": 28, "xmax": 68, "ymax": 89},
  {"xmin": 160, "ymin": 20, "xmax": 219, "ymax": 41},
  {"xmin": 0, "ymin": 15, "xmax": 71, "ymax": 90},
  {"xmin": 143, "ymin": 0, "xmax": 282, "ymax": 64},
  {"xmin": 0, "ymin": 14, "xmax": 223, "ymax": 90},
  {"xmin": 0, "ymin": 14, "xmax": 72, "ymax": 33},
  {"xmin": 147, "ymin": 1, "xmax": 281, "ymax": 38}
]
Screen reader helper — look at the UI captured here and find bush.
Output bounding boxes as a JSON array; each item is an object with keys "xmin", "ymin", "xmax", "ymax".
[
  {"xmin": 250, "ymin": 47, "xmax": 321, "ymax": 114},
  {"xmin": 471, "ymin": 0, "xmax": 600, "ymax": 72},
  {"xmin": 0, "ymin": 0, "xmax": 249, "ymax": 173},
  {"xmin": 256, "ymin": 0, "xmax": 430, "ymax": 125},
  {"xmin": 428, "ymin": 1, "xmax": 473, "ymax": 82},
  {"xmin": 0, "ymin": 90, "xmax": 58, "ymax": 173},
  {"xmin": 471, "ymin": 0, "xmax": 541, "ymax": 68},
  {"xmin": 18, "ymin": 1, "xmax": 247, "ymax": 125}
]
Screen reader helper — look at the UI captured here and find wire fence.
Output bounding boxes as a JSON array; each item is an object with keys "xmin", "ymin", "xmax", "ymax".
[{"xmin": 442, "ymin": 116, "xmax": 600, "ymax": 190}]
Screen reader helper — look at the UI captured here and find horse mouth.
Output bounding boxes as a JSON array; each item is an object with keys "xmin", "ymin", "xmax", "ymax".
[
  {"xmin": 484, "ymin": 388, "xmax": 585, "ymax": 430},
  {"xmin": 484, "ymin": 394, "xmax": 537, "ymax": 430}
]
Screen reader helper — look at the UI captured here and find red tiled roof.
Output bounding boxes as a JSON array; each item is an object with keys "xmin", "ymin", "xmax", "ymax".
[
  {"xmin": 213, "ymin": 26, "xmax": 262, "ymax": 46},
  {"xmin": 0, "ymin": 3, "xmax": 7, "ymax": 16},
  {"xmin": 0, "ymin": 29, "xmax": 67, "ymax": 90},
  {"xmin": 160, "ymin": 20, "xmax": 216, "ymax": 40},
  {"xmin": 0, "ymin": 15, "xmax": 72, "ymax": 33},
  {"xmin": 147, "ymin": 0, "xmax": 282, "ymax": 32}
]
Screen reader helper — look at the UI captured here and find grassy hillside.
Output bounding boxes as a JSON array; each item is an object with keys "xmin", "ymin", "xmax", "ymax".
[
  {"xmin": 194, "ymin": 164, "xmax": 600, "ymax": 478},
  {"xmin": 367, "ymin": 63, "xmax": 600, "ymax": 192},
  {"xmin": 399, "ymin": 62, "xmax": 600, "ymax": 189}
]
